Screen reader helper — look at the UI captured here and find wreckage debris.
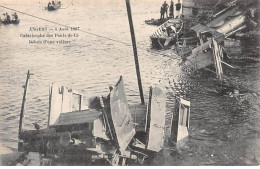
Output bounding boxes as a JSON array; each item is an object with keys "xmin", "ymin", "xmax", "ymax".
[
  {"xmin": 1, "ymin": 0, "xmax": 259, "ymax": 166},
  {"xmin": 15, "ymin": 70, "xmax": 191, "ymax": 166}
]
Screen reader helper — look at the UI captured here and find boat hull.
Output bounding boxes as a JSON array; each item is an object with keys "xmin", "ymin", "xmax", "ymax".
[
  {"xmin": 145, "ymin": 18, "xmax": 170, "ymax": 26},
  {"xmin": 150, "ymin": 18, "xmax": 183, "ymax": 48},
  {"xmin": 47, "ymin": 3, "xmax": 61, "ymax": 11},
  {"xmin": 0, "ymin": 19, "xmax": 20, "ymax": 25}
]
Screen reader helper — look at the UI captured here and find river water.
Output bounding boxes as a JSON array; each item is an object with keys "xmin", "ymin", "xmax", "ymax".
[{"xmin": 0, "ymin": 0, "xmax": 259, "ymax": 166}]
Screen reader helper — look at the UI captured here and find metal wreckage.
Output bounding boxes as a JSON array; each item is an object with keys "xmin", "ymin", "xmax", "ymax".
[
  {"xmin": 13, "ymin": 0, "xmax": 258, "ymax": 166},
  {"xmin": 18, "ymin": 74, "xmax": 175, "ymax": 165},
  {"xmin": 17, "ymin": 73, "xmax": 190, "ymax": 166},
  {"xmin": 150, "ymin": 0, "xmax": 258, "ymax": 76}
]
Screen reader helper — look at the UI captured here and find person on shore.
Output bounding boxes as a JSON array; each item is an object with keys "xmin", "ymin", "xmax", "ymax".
[
  {"xmin": 48, "ymin": 2, "xmax": 51, "ymax": 7},
  {"xmin": 169, "ymin": 0, "xmax": 174, "ymax": 18},
  {"xmin": 160, "ymin": 5, "xmax": 165, "ymax": 20},
  {"xmin": 162, "ymin": 1, "xmax": 169, "ymax": 19},
  {"xmin": 175, "ymin": 0, "xmax": 182, "ymax": 18}
]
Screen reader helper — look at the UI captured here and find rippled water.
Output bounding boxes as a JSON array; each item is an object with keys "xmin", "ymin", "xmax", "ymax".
[{"xmin": 0, "ymin": 0, "xmax": 259, "ymax": 165}]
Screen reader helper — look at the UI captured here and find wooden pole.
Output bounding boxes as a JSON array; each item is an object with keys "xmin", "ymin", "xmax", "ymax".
[
  {"xmin": 125, "ymin": 0, "xmax": 145, "ymax": 104},
  {"xmin": 18, "ymin": 70, "xmax": 31, "ymax": 138},
  {"xmin": 47, "ymin": 85, "xmax": 52, "ymax": 127}
]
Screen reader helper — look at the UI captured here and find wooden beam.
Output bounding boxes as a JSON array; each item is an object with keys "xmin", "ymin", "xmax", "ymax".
[
  {"xmin": 221, "ymin": 60, "xmax": 236, "ymax": 68},
  {"xmin": 19, "ymin": 70, "xmax": 32, "ymax": 138},
  {"xmin": 125, "ymin": 0, "xmax": 145, "ymax": 105}
]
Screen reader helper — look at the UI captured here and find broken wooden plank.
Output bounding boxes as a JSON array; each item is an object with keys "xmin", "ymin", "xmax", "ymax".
[
  {"xmin": 53, "ymin": 109, "xmax": 101, "ymax": 126},
  {"xmin": 145, "ymin": 86, "xmax": 166, "ymax": 152}
]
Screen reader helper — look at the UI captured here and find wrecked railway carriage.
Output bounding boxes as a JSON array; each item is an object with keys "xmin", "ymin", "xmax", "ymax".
[
  {"xmin": 150, "ymin": 0, "xmax": 258, "ymax": 81},
  {"xmin": 151, "ymin": 1, "xmax": 258, "ymax": 48},
  {"xmin": 17, "ymin": 74, "xmax": 191, "ymax": 166}
]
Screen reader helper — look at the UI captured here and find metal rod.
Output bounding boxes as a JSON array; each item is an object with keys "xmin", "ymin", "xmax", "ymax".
[
  {"xmin": 125, "ymin": 0, "xmax": 145, "ymax": 104},
  {"xmin": 221, "ymin": 60, "xmax": 236, "ymax": 68},
  {"xmin": 19, "ymin": 70, "xmax": 31, "ymax": 138}
]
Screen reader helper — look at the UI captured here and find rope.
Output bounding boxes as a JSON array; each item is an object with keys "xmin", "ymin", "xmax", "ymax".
[
  {"xmin": 0, "ymin": 5, "xmax": 131, "ymax": 46},
  {"xmin": 0, "ymin": 5, "xmax": 182, "ymax": 61}
]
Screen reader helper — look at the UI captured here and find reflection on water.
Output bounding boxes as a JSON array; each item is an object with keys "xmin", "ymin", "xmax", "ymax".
[{"xmin": 0, "ymin": 0, "xmax": 259, "ymax": 165}]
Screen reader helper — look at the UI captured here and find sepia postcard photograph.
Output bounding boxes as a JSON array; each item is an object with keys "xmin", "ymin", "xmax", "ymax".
[{"xmin": 0, "ymin": 0, "xmax": 259, "ymax": 166}]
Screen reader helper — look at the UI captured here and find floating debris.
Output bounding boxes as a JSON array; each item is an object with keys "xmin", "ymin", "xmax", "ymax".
[{"xmin": 46, "ymin": 1, "xmax": 61, "ymax": 11}]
